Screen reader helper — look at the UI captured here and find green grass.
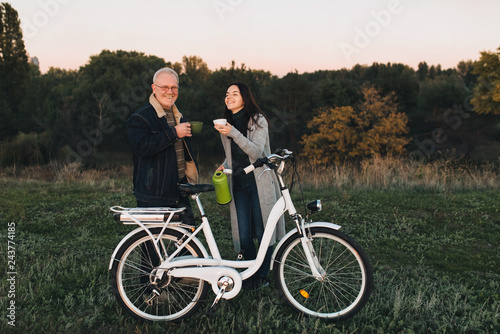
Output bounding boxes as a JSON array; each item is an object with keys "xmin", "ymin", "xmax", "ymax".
[{"xmin": 0, "ymin": 177, "xmax": 499, "ymax": 333}]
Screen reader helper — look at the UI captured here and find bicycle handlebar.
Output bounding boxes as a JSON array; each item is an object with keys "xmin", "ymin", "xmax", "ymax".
[
  {"xmin": 243, "ymin": 149, "xmax": 293, "ymax": 174},
  {"xmin": 243, "ymin": 160, "xmax": 262, "ymax": 174}
]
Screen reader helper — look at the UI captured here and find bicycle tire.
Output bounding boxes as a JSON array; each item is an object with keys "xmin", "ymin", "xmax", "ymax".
[
  {"xmin": 110, "ymin": 228, "xmax": 208, "ymax": 321},
  {"xmin": 274, "ymin": 227, "xmax": 373, "ymax": 321}
]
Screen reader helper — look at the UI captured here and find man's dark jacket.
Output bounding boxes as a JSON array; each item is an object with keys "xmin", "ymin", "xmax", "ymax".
[{"xmin": 127, "ymin": 94, "xmax": 198, "ymax": 206}]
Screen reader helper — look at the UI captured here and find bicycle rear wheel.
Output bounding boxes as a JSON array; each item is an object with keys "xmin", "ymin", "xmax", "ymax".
[
  {"xmin": 110, "ymin": 228, "xmax": 208, "ymax": 321},
  {"xmin": 274, "ymin": 227, "xmax": 373, "ymax": 321}
]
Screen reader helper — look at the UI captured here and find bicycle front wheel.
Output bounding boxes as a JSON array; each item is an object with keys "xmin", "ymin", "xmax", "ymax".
[
  {"xmin": 110, "ymin": 228, "xmax": 208, "ymax": 322},
  {"xmin": 274, "ymin": 227, "xmax": 373, "ymax": 321}
]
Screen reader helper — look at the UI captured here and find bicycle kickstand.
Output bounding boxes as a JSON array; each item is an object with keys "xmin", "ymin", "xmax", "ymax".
[{"xmin": 207, "ymin": 277, "xmax": 233, "ymax": 316}]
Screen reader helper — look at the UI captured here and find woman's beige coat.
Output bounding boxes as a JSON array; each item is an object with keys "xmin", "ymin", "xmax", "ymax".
[{"xmin": 220, "ymin": 115, "xmax": 286, "ymax": 252}]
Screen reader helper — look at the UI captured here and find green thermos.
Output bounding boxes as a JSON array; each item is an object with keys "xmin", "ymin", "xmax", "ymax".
[{"xmin": 212, "ymin": 171, "xmax": 232, "ymax": 204}]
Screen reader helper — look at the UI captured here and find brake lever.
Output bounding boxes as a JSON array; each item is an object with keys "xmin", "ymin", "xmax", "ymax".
[{"xmin": 257, "ymin": 167, "xmax": 272, "ymax": 180}]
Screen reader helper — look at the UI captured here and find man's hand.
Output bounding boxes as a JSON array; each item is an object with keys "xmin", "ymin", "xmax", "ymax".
[{"xmin": 175, "ymin": 122, "xmax": 192, "ymax": 138}]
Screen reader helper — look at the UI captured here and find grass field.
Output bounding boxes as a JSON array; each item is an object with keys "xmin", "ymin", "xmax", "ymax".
[{"xmin": 0, "ymin": 159, "xmax": 499, "ymax": 333}]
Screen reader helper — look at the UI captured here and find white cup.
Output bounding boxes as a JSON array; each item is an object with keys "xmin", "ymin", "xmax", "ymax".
[{"xmin": 213, "ymin": 119, "xmax": 227, "ymax": 126}]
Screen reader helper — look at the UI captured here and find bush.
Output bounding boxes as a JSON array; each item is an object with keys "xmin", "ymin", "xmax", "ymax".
[
  {"xmin": 301, "ymin": 86, "xmax": 410, "ymax": 165},
  {"xmin": 0, "ymin": 131, "xmax": 54, "ymax": 166}
]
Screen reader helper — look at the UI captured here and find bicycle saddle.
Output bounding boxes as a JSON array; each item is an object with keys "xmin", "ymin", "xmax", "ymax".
[{"xmin": 179, "ymin": 183, "xmax": 215, "ymax": 195}]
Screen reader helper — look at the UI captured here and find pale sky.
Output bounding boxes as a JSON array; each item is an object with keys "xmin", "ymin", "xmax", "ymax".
[{"xmin": 8, "ymin": 0, "xmax": 500, "ymax": 77}]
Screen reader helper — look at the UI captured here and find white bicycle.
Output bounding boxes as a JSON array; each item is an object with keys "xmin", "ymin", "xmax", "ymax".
[{"xmin": 109, "ymin": 149, "xmax": 373, "ymax": 322}]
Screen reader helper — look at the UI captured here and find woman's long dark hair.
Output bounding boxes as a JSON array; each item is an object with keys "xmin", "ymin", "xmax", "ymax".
[{"xmin": 224, "ymin": 82, "xmax": 268, "ymax": 130}]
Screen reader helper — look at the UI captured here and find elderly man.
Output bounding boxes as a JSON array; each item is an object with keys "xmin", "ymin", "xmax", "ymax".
[{"xmin": 127, "ymin": 67, "xmax": 198, "ymax": 223}]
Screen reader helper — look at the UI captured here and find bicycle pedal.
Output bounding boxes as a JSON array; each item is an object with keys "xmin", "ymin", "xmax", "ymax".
[
  {"xmin": 208, "ymin": 276, "xmax": 233, "ymax": 314},
  {"xmin": 144, "ymin": 288, "xmax": 161, "ymax": 306}
]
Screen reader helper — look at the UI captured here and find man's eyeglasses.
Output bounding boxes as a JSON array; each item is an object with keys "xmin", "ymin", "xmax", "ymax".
[{"xmin": 154, "ymin": 84, "xmax": 179, "ymax": 93}]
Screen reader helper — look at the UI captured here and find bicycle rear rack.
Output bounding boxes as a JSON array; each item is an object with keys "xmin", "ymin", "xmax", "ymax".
[{"xmin": 110, "ymin": 206, "xmax": 185, "ymax": 225}]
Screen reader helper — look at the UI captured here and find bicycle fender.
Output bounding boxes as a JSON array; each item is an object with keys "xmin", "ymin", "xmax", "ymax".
[
  {"xmin": 270, "ymin": 222, "xmax": 341, "ymax": 271},
  {"xmin": 108, "ymin": 225, "xmax": 209, "ymax": 270}
]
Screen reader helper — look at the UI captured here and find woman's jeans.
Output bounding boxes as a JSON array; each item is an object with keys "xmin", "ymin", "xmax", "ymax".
[{"xmin": 233, "ymin": 181, "xmax": 273, "ymax": 279}]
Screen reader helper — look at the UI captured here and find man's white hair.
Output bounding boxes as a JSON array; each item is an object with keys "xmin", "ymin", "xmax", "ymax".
[{"xmin": 153, "ymin": 67, "xmax": 179, "ymax": 84}]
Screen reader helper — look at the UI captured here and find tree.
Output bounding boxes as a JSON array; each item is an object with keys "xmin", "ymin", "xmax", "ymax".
[
  {"xmin": 417, "ymin": 75, "xmax": 468, "ymax": 124},
  {"xmin": 312, "ymin": 75, "xmax": 358, "ymax": 108},
  {"xmin": 0, "ymin": 2, "xmax": 30, "ymax": 138},
  {"xmin": 365, "ymin": 63, "xmax": 419, "ymax": 117},
  {"xmin": 301, "ymin": 86, "xmax": 410, "ymax": 164},
  {"xmin": 181, "ymin": 55, "xmax": 210, "ymax": 86},
  {"xmin": 470, "ymin": 47, "xmax": 500, "ymax": 115},
  {"xmin": 72, "ymin": 50, "xmax": 167, "ymax": 159},
  {"xmin": 35, "ymin": 68, "xmax": 78, "ymax": 146},
  {"xmin": 271, "ymin": 70, "xmax": 312, "ymax": 151},
  {"xmin": 456, "ymin": 60, "xmax": 476, "ymax": 89},
  {"xmin": 417, "ymin": 62, "xmax": 429, "ymax": 81},
  {"xmin": 177, "ymin": 55, "xmax": 212, "ymax": 122}
]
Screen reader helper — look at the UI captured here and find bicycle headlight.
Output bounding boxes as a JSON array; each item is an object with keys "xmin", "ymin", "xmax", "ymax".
[{"xmin": 306, "ymin": 200, "xmax": 322, "ymax": 213}]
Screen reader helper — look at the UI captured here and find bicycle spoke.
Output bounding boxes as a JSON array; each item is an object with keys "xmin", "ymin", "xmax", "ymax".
[
  {"xmin": 111, "ymin": 229, "xmax": 208, "ymax": 321},
  {"xmin": 275, "ymin": 228, "xmax": 372, "ymax": 320}
]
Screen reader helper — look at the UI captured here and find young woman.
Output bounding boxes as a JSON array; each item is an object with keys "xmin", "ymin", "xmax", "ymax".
[{"xmin": 214, "ymin": 83, "xmax": 285, "ymax": 290}]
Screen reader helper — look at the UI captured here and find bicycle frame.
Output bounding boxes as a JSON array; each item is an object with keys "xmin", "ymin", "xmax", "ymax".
[
  {"xmin": 159, "ymin": 187, "xmax": 293, "ymax": 276},
  {"xmin": 110, "ymin": 156, "xmax": 341, "ymax": 301}
]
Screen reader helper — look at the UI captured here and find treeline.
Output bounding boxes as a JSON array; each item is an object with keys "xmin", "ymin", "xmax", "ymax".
[
  {"xmin": 2, "ymin": 51, "xmax": 498, "ymax": 166},
  {"xmin": 1, "ymin": 4, "xmax": 499, "ymax": 166}
]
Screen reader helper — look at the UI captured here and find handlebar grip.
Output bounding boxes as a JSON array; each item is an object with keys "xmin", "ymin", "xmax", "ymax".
[
  {"xmin": 244, "ymin": 158, "xmax": 266, "ymax": 174},
  {"xmin": 243, "ymin": 165, "xmax": 255, "ymax": 174}
]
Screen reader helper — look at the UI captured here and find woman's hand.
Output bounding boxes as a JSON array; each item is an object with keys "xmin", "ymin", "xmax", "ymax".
[
  {"xmin": 214, "ymin": 123, "xmax": 232, "ymax": 136},
  {"xmin": 216, "ymin": 165, "xmax": 224, "ymax": 172}
]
